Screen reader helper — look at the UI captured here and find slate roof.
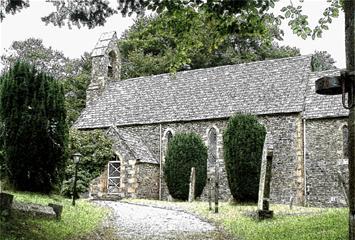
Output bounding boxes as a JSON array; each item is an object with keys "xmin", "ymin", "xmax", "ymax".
[
  {"xmin": 107, "ymin": 126, "xmax": 158, "ymax": 164},
  {"xmin": 75, "ymin": 55, "xmax": 313, "ymax": 129},
  {"xmin": 303, "ymin": 69, "xmax": 349, "ymax": 119}
]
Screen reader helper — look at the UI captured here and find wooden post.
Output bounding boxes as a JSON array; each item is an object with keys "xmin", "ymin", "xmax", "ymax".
[
  {"xmin": 72, "ymin": 162, "xmax": 78, "ymax": 206},
  {"xmin": 208, "ymin": 177, "xmax": 212, "ymax": 211},
  {"xmin": 214, "ymin": 165, "xmax": 219, "ymax": 214},
  {"xmin": 188, "ymin": 167, "xmax": 196, "ymax": 202}
]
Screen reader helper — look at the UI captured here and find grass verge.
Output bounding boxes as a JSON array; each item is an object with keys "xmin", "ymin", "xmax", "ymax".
[
  {"xmin": 0, "ymin": 191, "xmax": 109, "ymax": 240},
  {"xmin": 124, "ymin": 199, "xmax": 348, "ymax": 240}
]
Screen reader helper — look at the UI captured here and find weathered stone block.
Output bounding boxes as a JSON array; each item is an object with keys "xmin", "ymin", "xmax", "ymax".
[
  {"xmin": 127, "ymin": 187, "xmax": 136, "ymax": 193},
  {"xmin": 127, "ymin": 178, "xmax": 136, "ymax": 184},
  {"xmin": 128, "ymin": 160, "xmax": 136, "ymax": 165},
  {"xmin": 12, "ymin": 201, "xmax": 56, "ymax": 219},
  {"xmin": 0, "ymin": 192, "xmax": 14, "ymax": 220},
  {"xmin": 257, "ymin": 210, "xmax": 273, "ymax": 220},
  {"xmin": 48, "ymin": 203, "xmax": 63, "ymax": 220}
]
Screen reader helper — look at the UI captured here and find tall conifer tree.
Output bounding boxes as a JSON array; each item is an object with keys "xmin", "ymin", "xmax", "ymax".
[{"xmin": 0, "ymin": 61, "xmax": 68, "ymax": 193}]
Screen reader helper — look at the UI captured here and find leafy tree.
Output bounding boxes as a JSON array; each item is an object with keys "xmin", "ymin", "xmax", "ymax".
[
  {"xmin": 1, "ymin": 38, "xmax": 80, "ymax": 80},
  {"xmin": 119, "ymin": 11, "xmax": 300, "ymax": 78},
  {"xmin": 223, "ymin": 114, "xmax": 266, "ymax": 202},
  {"xmin": 62, "ymin": 53, "xmax": 91, "ymax": 125},
  {"xmin": 0, "ymin": 61, "xmax": 68, "ymax": 193},
  {"xmin": 0, "ymin": 0, "xmax": 342, "ymax": 40},
  {"xmin": 164, "ymin": 132, "xmax": 207, "ymax": 200},
  {"xmin": 62, "ymin": 129, "xmax": 113, "ymax": 197},
  {"xmin": 1, "ymin": 1, "xmax": 342, "ymax": 73},
  {"xmin": 0, "ymin": 0, "xmax": 29, "ymax": 21},
  {"xmin": 311, "ymin": 50, "xmax": 337, "ymax": 72},
  {"xmin": 1, "ymin": 39, "xmax": 91, "ymax": 125}
]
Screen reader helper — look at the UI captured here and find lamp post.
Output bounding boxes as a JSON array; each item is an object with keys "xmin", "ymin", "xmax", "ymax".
[
  {"xmin": 72, "ymin": 152, "xmax": 82, "ymax": 206},
  {"xmin": 315, "ymin": 71, "xmax": 354, "ymax": 239}
]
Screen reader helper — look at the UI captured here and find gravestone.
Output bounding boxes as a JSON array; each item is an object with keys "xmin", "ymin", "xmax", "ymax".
[
  {"xmin": 12, "ymin": 201, "xmax": 56, "ymax": 219},
  {"xmin": 208, "ymin": 177, "xmax": 212, "ymax": 211},
  {"xmin": 48, "ymin": 203, "xmax": 63, "ymax": 220},
  {"xmin": 188, "ymin": 167, "xmax": 196, "ymax": 202},
  {"xmin": 0, "ymin": 192, "xmax": 14, "ymax": 221},
  {"xmin": 336, "ymin": 170, "xmax": 349, "ymax": 205},
  {"xmin": 257, "ymin": 145, "xmax": 273, "ymax": 220},
  {"xmin": 214, "ymin": 165, "xmax": 219, "ymax": 213}
]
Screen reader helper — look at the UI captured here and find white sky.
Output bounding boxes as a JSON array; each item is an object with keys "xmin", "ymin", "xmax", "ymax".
[{"xmin": 0, "ymin": 0, "xmax": 346, "ymax": 68}]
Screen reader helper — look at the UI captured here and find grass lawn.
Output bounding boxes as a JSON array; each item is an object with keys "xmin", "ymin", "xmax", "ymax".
[
  {"xmin": 125, "ymin": 199, "xmax": 348, "ymax": 240},
  {"xmin": 0, "ymin": 191, "xmax": 109, "ymax": 240}
]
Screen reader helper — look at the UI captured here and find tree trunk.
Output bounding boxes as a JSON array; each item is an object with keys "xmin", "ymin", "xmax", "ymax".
[{"xmin": 345, "ymin": 1, "xmax": 354, "ymax": 239}]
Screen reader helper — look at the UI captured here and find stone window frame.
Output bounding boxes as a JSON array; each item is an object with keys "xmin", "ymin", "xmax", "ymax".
[
  {"xmin": 206, "ymin": 126, "xmax": 219, "ymax": 171},
  {"xmin": 162, "ymin": 128, "xmax": 175, "ymax": 163},
  {"xmin": 108, "ymin": 50, "xmax": 117, "ymax": 78}
]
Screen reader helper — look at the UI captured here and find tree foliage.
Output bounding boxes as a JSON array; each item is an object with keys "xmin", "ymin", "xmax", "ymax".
[
  {"xmin": 1, "ymin": 38, "xmax": 87, "ymax": 81},
  {"xmin": 119, "ymin": 11, "xmax": 300, "ymax": 79},
  {"xmin": 61, "ymin": 129, "xmax": 113, "ymax": 197},
  {"xmin": 1, "ymin": 1, "xmax": 342, "ymax": 75},
  {"xmin": 164, "ymin": 132, "xmax": 207, "ymax": 200},
  {"xmin": 0, "ymin": 0, "xmax": 29, "ymax": 21},
  {"xmin": 311, "ymin": 50, "xmax": 337, "ymax": 72},
  {"xmin": 0, "ymin": 61, "xmax": 68, "ymax": 193},
  {"xmin": 223, "ymin": 114, "xmax": 266, "ymax": 202},
  {"xmin": 1, "ymin": 39, "xmax": 91, "ymax": 125},
  {"xmin": 1, "ymin": 0, "xmax": 342, "ymax": 42},
  {"xmin": 62, "ymin": 53, "xmax": 91, "ymax": 126},
  {"xmin": 280, "ymin": 0, "xmax": 342, "ymax": 39}
]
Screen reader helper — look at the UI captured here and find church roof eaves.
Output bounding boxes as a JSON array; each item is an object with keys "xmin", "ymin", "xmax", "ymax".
[
  {"xmin": 74, "ymin": 55, "xmax": 313, "ymax": 129},
  {"xmin": 303, "ymin": 69, "xmax": 349, "ymax": 119},
  {"xmin": 107, "ymin": 126, "xmax": 158, "ymax": 164}
]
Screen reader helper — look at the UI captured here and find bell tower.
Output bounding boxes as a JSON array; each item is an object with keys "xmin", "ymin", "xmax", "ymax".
[{"xmin": 87, "ymin": 31, "xmax": 121, "ymax": 105}]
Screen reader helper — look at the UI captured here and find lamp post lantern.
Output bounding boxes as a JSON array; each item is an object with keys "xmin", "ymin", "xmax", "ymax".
[{"xmin": 72, "ymin": 152, "xmax": 82, "ymax": 206}]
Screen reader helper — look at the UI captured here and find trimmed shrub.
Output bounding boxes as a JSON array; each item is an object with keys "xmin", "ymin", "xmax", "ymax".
[
  {"xmin": 0, "ymin": 61, "xmax": 68, "ymax": 193},
  {"xmin": 223, "ymin": 113, "xmax": 266, "ymax": 202},
  {"xmin": 164, "ymin": 132, "xmax": 207, "ymax": 200}
]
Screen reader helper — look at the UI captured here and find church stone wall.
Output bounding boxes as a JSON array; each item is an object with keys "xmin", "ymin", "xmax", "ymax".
[
  {"xmin": 118, "ymin": 113, "xmax": 304, "ymax": 204},
  {"xmin": 305, "ymin": 117, "xmax": 349, "ymax": 207},
  {"xmin": 88, "ymin": 114, "xmax": 350, "ymax": 207},
  {"xmin": 136, "ymin": 163, "xmax": 160, "ymax": 199}
]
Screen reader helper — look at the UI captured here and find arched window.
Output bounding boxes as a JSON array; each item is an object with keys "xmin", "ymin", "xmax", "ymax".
[
  {"xmin": 163, "ymin": 129, "xmax": 174, "ymax": 163},
  {"xmin": 343, "ymin": 125, "xmax": 349, "ymax": 158},
  {"xmin": 208, "ymin": 127, "xmax": 217, "ymax": 168},
  {"xmin": 166, "ymin": 130, "xmax": 173, "ymax": 146},
  {"xmin": 108, "ymin": 51, "xmax": 116, "ymax": 78}
]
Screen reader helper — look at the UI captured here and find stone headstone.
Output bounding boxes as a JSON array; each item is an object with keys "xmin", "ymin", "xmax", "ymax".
[
  {"xmin": 0, "ymin": 192, "xmax": 14, "ymax": 221},
  {"xmin": 289, "ymin": 196, "xmax": 294, "ymax": 210},
  {"xmin": 214, "ymin": 165, "xmax": 219, "ymax": 214},
  {"xmin": 336, "ymin": 170, "xmax": 349, "ymax": 206},
  {"xmin": 208, "ymin": 177, "xmax": 212, "ymax": 211},
  {"xmin": 257, "ymin": 144, "xmax": 273, "ymax": 220},
  {"xmin": 188, "ymin": 167, "xmax": 196, "ymax": 202},
  {"xmin": 48, "ymin": 203, "xmax": 63, "ymax": 220},
  {"xmin": 12, "ymin": 201, "xmax": 56, "ymax": 219}
]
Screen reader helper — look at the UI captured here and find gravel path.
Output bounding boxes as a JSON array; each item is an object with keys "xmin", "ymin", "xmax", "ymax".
[{"xmin": 95, "ymin": 201, "xmax": 230, "ymax": 240}]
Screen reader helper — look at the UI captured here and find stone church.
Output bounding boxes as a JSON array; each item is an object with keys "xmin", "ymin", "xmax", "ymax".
[{"xmin": 74, "ymin": 31, "xmax": 349, "ymax": 207}]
